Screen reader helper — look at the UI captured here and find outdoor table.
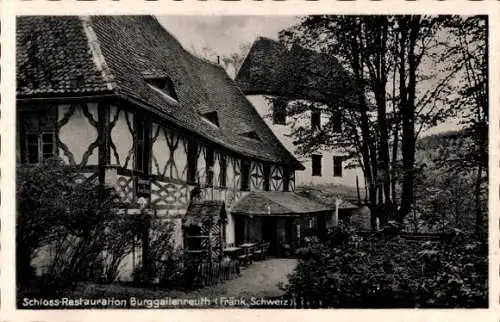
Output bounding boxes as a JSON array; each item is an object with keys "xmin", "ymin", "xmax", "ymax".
[
  {"xmin": 238, "ymin": 243, "xmax": 258, "ymax": 265},
  {"xmin": 222, "ymin": 247, "xmax": 241, "ymax": 260}
]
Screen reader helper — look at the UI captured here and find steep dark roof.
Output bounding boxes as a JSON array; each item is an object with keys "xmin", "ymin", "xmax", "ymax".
[
  {"xmin": 235, "ymin": 37, "xmax": 360, "ymax": 107},
  {"xmin": 231, "ymin": 191, "xmax": 333, "ymax": 216},
  {"xmin": 16, "ymin": 16, "xmax": 303, "ymax": 169},
  {"xmin": 17, "ymin": 16, "xmax": 115, "ymax": 96}
]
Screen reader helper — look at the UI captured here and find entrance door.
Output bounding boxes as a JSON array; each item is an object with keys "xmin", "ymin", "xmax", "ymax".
[{"xmin": 261, "ymin": 217, "xmax": 278, "ymax": 256}]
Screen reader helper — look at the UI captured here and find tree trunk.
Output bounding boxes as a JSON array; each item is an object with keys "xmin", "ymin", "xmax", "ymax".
[{"xmin": 398, "ymin": 16, "xmax": 420, "ymax": 223}]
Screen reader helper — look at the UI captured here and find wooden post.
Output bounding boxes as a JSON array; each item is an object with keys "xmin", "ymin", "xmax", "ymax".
[{"xmin": 141, "ymin": 214, "xmax": 151, "ymax": 283}]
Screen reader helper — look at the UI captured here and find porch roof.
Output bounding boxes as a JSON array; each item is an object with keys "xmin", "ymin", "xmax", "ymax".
[
  {"xmin": 231, "ymin": 191, "xmax": 333, "ymax": 217},
  {"xmin": 183, "ymin": 200, "xmax": 227, "ymax": 227}
]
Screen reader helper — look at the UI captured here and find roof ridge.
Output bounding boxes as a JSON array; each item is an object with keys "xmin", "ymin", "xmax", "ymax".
[
  {"xmin": 256, "ymin": 191, "xmax": 295, "ymax": 213},
  {"xmin": 255, "ymin": 192, "xmax": 294, "ymax": 214},
  {"xmin": 80, "ymin": 16, "xmax": 117, "ymax": 91}
]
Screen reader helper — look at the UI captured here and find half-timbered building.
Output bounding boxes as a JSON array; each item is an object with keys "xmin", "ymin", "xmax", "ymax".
[{"xmin": 17, "ymin": 16, "xmax": 334, "ymax": 279}]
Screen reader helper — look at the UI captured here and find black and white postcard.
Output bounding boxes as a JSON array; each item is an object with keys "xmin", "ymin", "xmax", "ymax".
[{"xmin": 0, "ymin": 1, "xmax": 498, "ymax": 321}]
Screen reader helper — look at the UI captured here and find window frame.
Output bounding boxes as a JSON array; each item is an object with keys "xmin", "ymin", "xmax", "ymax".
[
  {"xmin": 311, "ymin": 154, "xmax": 322, "ymax": 177},
  {"xmin": 333, "ymin": 156, "xmax": 343, "ymax": 177},
  {"xmin": 21, "ymin": 108, "xmax": 57, "ymax": 164}
]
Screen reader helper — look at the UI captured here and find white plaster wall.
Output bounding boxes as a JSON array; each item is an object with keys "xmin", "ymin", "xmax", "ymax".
[
  {"xmin": 270, "ymin": 165, "xmax": 283, "ymax": 191},
  {"xmin": 211, "ymin": 152, "xmax": 221, "ymax": 187},
  {"xmin": 151, "ymin": 123, "xmax": 170, "ymax": 177},
  {"xmin": 246, "ymin": 95, "xmax": 365, "ymax": 188},
  {"xmin": 174, "ymin": 136, "xmax": 188, "ymax": 181},
  {"xmin": 196, "ymin": 144, "xmax": 207, "ymax": 186},
  {"xmin": 109, "ymin": 106, "xmax": 134, "ymax": 169},
  {"xmin": 250, "ymin": 161, "xmax": 264, "ymax": 191},
  {"xmin": 58, "ymin": 103, "xmax": 99, "ymax": 165}
]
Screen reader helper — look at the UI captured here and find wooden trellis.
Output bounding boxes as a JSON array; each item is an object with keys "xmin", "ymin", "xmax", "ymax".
[{"xmin": 183, "ymin": 200, "xmax": 227, "ymax": 263}]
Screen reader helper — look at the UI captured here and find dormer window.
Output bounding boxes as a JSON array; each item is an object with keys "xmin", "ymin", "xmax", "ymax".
[
  {"xmin": 145, "ymin": 76, "xmax": 178, "ymax": 102},
  {"xmin": 201, "ymin": 111, "xmax": 220, "ymax": 127},
  {"xmin": 240, "ymin": 131, "xmax": 262, "ymax": 142}
]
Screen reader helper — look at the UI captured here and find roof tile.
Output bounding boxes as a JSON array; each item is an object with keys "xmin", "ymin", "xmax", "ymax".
[{"xmin": 16, "ymin": 16, "xmax": 302, "ymax": 169}]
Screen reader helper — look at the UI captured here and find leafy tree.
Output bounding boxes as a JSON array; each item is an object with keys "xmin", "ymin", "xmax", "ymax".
[
  {"xmin": 439, "ymin": 16, "xmax": 488, "ymax": 236},
  {"xmin": 273, "ymin": 15, "xmax": 480, "ymax": 225}
]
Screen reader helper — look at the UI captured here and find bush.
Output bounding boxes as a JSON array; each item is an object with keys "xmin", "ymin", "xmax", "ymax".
[
  {"xmin": 284, "ymin": 225, "xmax": 487, "ymax": 308},
  {"xmin": 132, "ymin": 216, "xmax": 178, "ymax": 287},
  {"xmin": 16, "ymin": 160, "xmax": 136, "ymax": 292}
]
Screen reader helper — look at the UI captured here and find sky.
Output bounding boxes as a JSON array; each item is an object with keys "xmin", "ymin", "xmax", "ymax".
[
  {"xmin": 158, "ymin": 15, "xmax": 298, "ymax": 58},
  {"xmin": 158, "ymin": 16, "xmax": 461, "ymax": 136}
]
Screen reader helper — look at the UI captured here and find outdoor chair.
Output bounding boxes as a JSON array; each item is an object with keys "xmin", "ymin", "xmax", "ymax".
[
  {"xmin": 253, "ymin": 245, "xmax": 263, "ymax": 260},
  {"xmin": 247, "ymin": 246, "xmax": 255, "ymax": 264},
  {"xmin": 253, "ymin": 241, "xmax": 269, "ymax": 261},
  {"xmin": 237, "ymin": 249, "xmax": 249, "ymax": 266},
  {"xmin": 261, "ymin": 242, "xmax": 270, "ymax": 260}
]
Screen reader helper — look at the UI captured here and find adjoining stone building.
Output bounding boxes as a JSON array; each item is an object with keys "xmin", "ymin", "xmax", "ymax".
[{"xmin": 235, "ymin": 37, "xmax": 366, "ymax": 189}]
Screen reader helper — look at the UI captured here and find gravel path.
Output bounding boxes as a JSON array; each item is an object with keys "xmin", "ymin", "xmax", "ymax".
[
  {"xmin": 191, "ymin": 258, "xmax": 298, "ymax": 298},
  {"xmin": 74, "ymin": 258, "xmax": 298, "ymax": 302}
]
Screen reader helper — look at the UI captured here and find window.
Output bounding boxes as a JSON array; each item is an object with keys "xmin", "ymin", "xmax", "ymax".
[
  {"xmin": 240, "ymin": 131, "xmax": 262, "ymax": 142},
  {"xmin": 312, "ymin": 154, "xmax": 322, "ymax": 176},
  {"xmin": 219, "ymin": 155, "xmax": 227, "ymax": 188},
  {"xmin": 145, "ymin": 76, "xmax": 178, "ymax": 100},
  {"xmin": 333, "ymin": 156, "xmax": 343, "ymax": 177},
  {"xmin": 332, "ymin": 110, "xmax": 342, "ymax": 133},
  {"xmin": 187, "ymin": 138, "xmax": 198, "ymax": 184},
  {"xmin": 263, "ymin": 164, "xmax": 271, "ymax": 191},
  {"xmin": 21, "ymin": 108, "xmax": 56, "ymax": 164},
  {"xmin": 273, "ymin": 98, "xmax": 287, "ymax": 125},
  {"xmin": 240, "ymin": 161, "xmax": 250, "ymax": 191},
  {"xmin": 206, "ymin": 147, "xmax": 215, "ymax": 186},
  {"xmin": 134, "ymin": 118, "xmax": 150, "ymax": 173},
  {"xmin": 201, "ymin": 111, "xmax": 220, "ymax": 127},
  {"xmin": 311, "ymin": 110, "xmax": 321, "ymax": 130}
]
